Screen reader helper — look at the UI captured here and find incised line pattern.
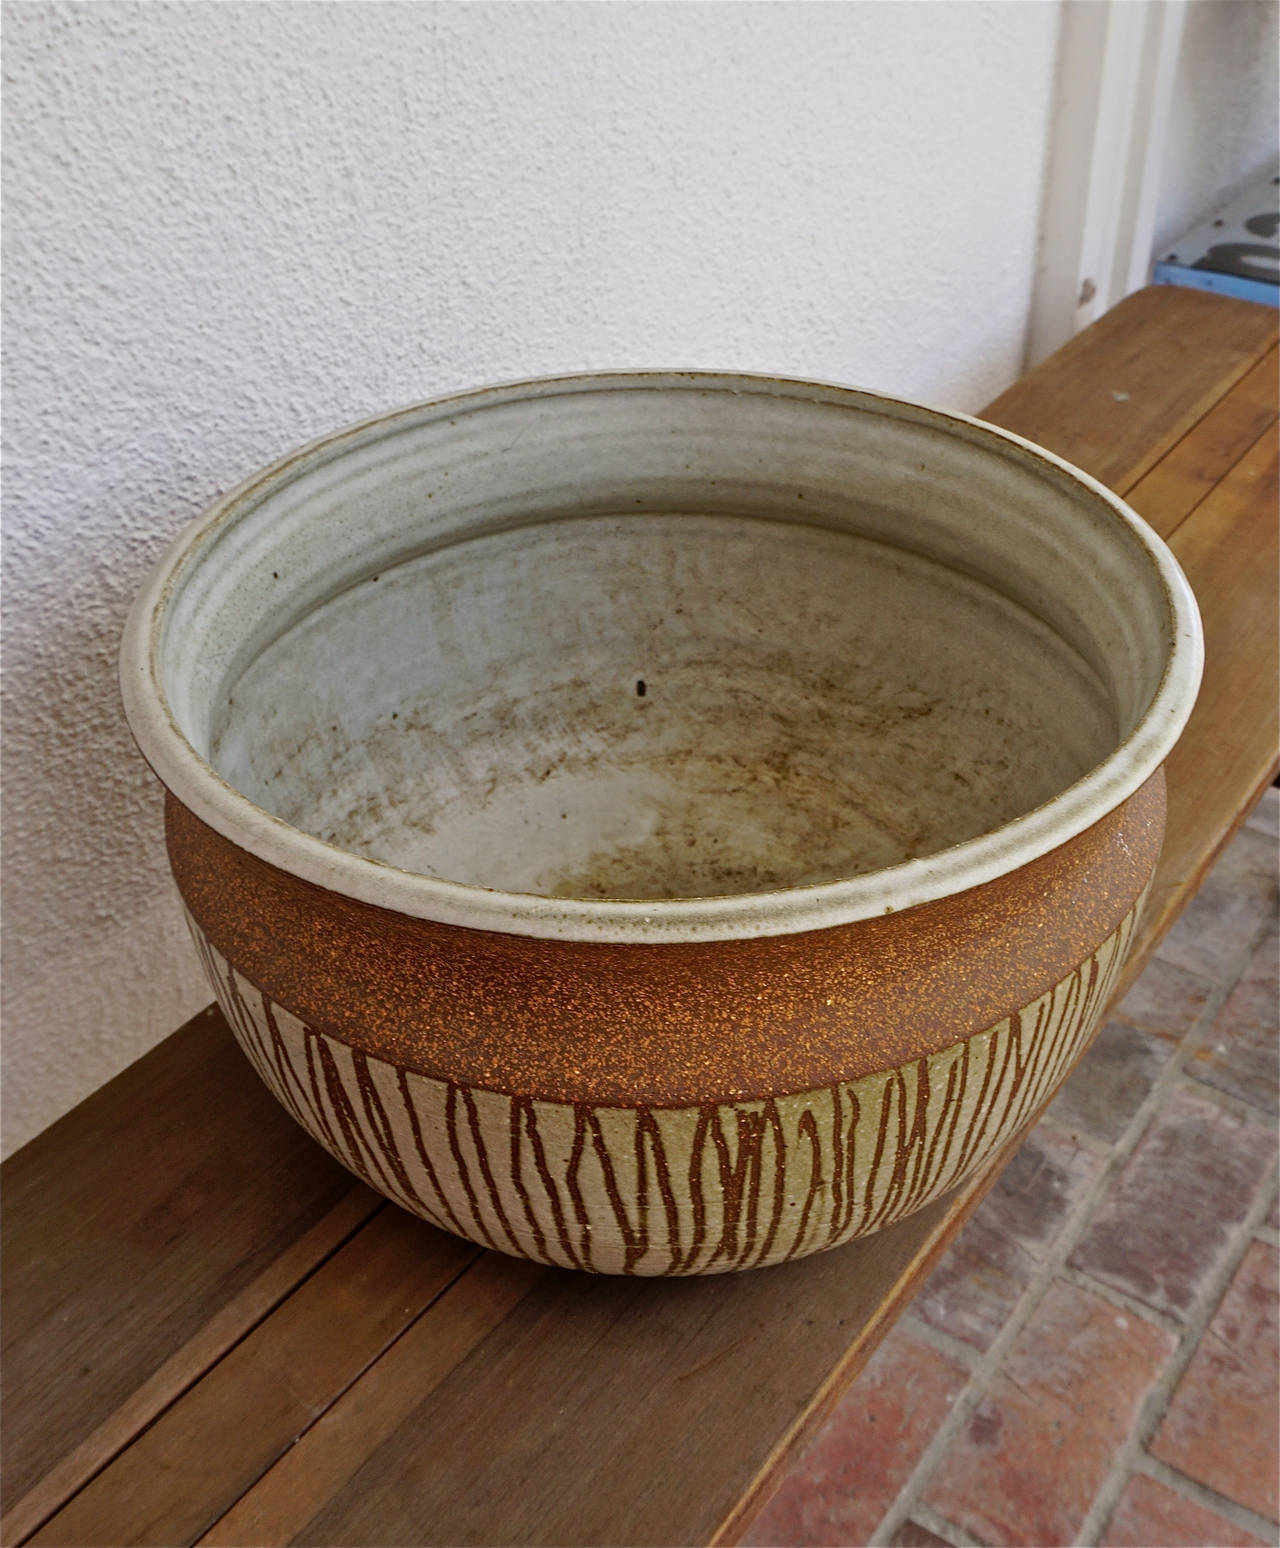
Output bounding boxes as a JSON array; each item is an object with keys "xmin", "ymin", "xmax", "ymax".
[{"xmin": 189, "ymin": 907, "xmax": 1137, "ymax": 1275}]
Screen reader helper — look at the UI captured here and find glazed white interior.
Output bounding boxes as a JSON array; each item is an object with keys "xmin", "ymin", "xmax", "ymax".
[
  {"xmin": 129, "ymin": 375, "xmax": 1200, "ymax": 938},
  {"xmin": 208, "ymin": 514, "xmax": 1115, "ymax": 897}
]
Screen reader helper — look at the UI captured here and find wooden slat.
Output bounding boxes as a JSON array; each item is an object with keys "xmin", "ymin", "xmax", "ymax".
[
  {"xmin": 1125, "ymin": 346, "xmax": 1278, "ymax": 539},
  {"xmin": 983, "ymin": 286, "xmax": 1278, "ymax": 495},
  {"xmin": 29, "ymin": 1211, "xmax": 479, "ymax": 1548},
  {"xmin": 0, "ymin": 1008, "xmax": 380, "ymax": 1540},
  {"xmin": 0, "ymin": 1187, "xmax": 376, "ymax": 1548},
  {"xmin": 206, "ymin": 1171, "xmax": 1004, "ymax": 1548},
  {"xmin": 1136, "ymin": 429, "xmax": 1280, "ymax": 957},
  {"xmin": 4, "ymin": 287, "xmax": 1276, "ymax": 1548},
  {"xmin": 199, "ymin": 1254, "xmax": 549, "ymax": 1548}
]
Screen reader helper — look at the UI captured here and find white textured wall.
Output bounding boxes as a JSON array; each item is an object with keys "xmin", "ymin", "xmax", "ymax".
[
  {"xmin": 1, "ymin": 0, "xmax": 1060, "ymax": 1158},
  {"xmin": 1154, "ymin": 0, "xmax": 1279, "ymax": 255}
]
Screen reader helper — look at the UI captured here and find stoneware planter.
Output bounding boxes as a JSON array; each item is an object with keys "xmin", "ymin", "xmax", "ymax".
[{"xmin": 121, "ymin": 373, "xmax": 1202, "ymax": 1276}]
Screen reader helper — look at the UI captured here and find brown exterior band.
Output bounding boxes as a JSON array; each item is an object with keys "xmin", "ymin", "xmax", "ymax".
[{"xmin": 167, "ymin": 770, "xmax": 1164, "ymax": 1109}]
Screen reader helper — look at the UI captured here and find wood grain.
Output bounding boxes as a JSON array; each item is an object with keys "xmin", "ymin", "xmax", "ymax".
[
  {"xmin": 257, "ymin": 1181, "xmax": 999, "ymax": 1548},
  {"xmin": 29, "ymin": 1211, "xmax": 479, "ymax": 1548},
  {"xmin": 983, "ymin": 286, "xmax": 1277, "ymax": 495},
  {"xmin": 0, "ymin": 1007, "xmax": 377, "ymax": 1538},
  {"xmin": 1124, "ymin": 346, "xmax": 1277, "ymax": 536},
  {"xmin": 200, "ymin": 1253, "xmax": 548, "ymax": 1548},
  {"xmin": 1143, "ymin": 429, "xmax": 1280, "ymax": 949},
  {"xmin": 3, "ymin": 287, "xmax": 1276, "ymax": 1548},
  {"xmin": 0, "ymin": 1187, "xmax": 377, "ymax": 1548}
]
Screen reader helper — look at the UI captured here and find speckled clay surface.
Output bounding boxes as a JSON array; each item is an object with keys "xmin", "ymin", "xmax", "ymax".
[
  {"xmin": 121, "ymin": 372, "xmax": 1202, "ymax": 1273},
  {"xmin": 166, "ymin": 777, "xmax": 1164, "ymax": 1109},
  {"xmin": 191, "ymin": 900, "xmax": 1143, "ymax": 1276}
]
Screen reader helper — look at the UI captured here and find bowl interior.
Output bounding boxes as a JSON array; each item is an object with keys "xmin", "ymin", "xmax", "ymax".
[
  {"xmin": 150, "ymin": 378, "xmax": 1180, "ymax": 911},
  {"xmin": 211, "ymin": 512, "xmax": 1115, "ymax": 899}
]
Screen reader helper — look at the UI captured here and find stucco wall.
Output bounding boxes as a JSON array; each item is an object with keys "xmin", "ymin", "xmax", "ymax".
[
  {"xmin": 1, "ymin": 0, "xmax": 1060, "ymax": 1157},
  {"xmin": 1153, "ymin": 0, "xmax": 1279, "ymax": 255}
]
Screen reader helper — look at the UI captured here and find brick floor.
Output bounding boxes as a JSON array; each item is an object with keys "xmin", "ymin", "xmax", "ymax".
[
  {"xmin": 1188, "ymin": 925, "xmax": 1279, "ymax": 1116},
  {"xmin": 1067, "ymin": 1083, "xmax": 1277, "ymax": 1320},
  {"xmin": 739, "ymin": 1325, "xmax": 969, "ymax": 1548},
  {"xmin": 1107, "ymin": 956, "xmax": 1215, "ymax": 1044},
  {"xmin": 1151, "ymin": 1240, "xmax": 1280, "ymax": 1522},
  {"xmin": 922, "ymin": 1281, "xmax": 1174, "ymax": 1547},
  {"xmin": 913, "ymin": 1125, "xmax": 1103, "ymax": 1352},
  {"xmin": 1101, "ymin": 1473, "xmax": 1271, "ymax": 1547},
  {"xmin": 736, "ymin": 795, "xmax": 1280, "ymax": 1548},
  {"xmin": 1049, "ymin": 1017, "xmax": 1176, "ymax": 1144},
  {"xmin": 889, "ymin": 1523, "xmax": 952, "ymax": 1548},
  {"xmin": 1246, "ymin": 790, "xmax": 1280, "ymax": 842},
  {"xmin": 1156, "ymin": 824, "xmax": 1277, "ymax": 986}
]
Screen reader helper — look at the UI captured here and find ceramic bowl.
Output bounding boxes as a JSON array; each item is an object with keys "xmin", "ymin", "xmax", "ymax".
[{"xmin": 121, "ymin": 373, "xmax": 1202, "ymax": 1275}]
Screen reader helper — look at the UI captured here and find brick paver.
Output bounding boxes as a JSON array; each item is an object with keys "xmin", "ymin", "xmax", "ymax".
[
  {"xmin": 923, "ymin": 1281, "xmax": 1175, "ymax": 1547},
  {"xmin": 1152, "ymin": 1240, "xmax": 1280, "ymax": 1522},
  {"xmin": 889, "ymin": 1522, "xmax": 952, "ymax": 1547},
  {"xmin": 1101, "ymin": 1472, "xmax": 1271, "ymax": 1547},
  {"xmin": 1068, "ymin": 1085, "xmax": 1278, "ymax": 1321},
  {"xmin": 1050, "ymin": 1018, "xmax": 1176, "ymax": 1144},
  {"xmin": 739, "ymin": 1325, "xmax": 969, "ymax": 1548},
  {"xmin": 913, "ymin": 1125, "xmax": 1102, "ymax": 1351},
  {"xmin": 1156, "ymin": 825, "xmax": 1278, "ymax": 985},
  {"xmin": 1188, "ymin": 925, "xmax": 1280, "ymax": 1116},
  {"xmin": 1108, "ymin": 957, "xmax": 1214, "ymax": 1043},
  {"xmin": 1245, "ymin": 787, "xmax": 1280, "ymax": 841}
]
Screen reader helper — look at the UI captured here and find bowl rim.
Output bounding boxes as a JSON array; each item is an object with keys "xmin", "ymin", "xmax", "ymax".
[{"xmin": 119, "ymin": 369, "xmax": 1203, "ymax": 944}]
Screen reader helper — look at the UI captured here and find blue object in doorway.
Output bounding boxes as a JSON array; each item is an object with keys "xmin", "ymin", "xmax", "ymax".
[{"xmin": 1153, "ymin": 176, "xmax": 1279, "ymax": 308}]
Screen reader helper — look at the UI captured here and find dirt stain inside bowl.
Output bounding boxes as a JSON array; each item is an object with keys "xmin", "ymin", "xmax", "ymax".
[{"xmin": 209, "ymin": 513, "xmax": 1116, "ymax": 901}]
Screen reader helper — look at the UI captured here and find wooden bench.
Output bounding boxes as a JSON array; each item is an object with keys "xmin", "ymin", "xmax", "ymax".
[{"xmin": 4, "ymin": 285, "xmax": 1277, "ymax": 1548}]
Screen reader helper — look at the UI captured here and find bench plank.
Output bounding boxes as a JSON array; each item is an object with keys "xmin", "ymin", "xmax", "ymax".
[
  {"xmin": 982, "ymin": 285, "xmax": 1277, "ymax": 494},
  {"xmin": 29, "ymin": 1212, "xmax": 478, "ymax": 1548},
  {"xmin": 1125, "ymin": 346, "xmax": 1278, "ymax": 535},
  {"xmin": 214, "ymin": 1182, "xmax": 992, "ymax": 1548},
  {"xmin": 0, "ymin": 1010, "xmax": 378, "ymax": 1542}
]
